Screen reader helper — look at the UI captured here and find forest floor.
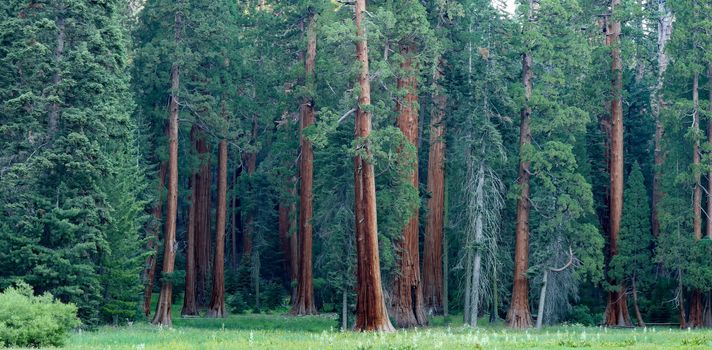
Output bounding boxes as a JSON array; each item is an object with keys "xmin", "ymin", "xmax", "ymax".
[{"xmin": 62, "ymin": 311, "xmax": 712, "ymax": 350}]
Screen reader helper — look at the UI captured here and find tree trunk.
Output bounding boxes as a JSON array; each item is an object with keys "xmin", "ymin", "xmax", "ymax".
[
  {"xmin": 353, "ymin": 0, "xmax": 394, "ymax": 332},
  {"xmin": 279, "ymin": 202, "xmax": 291, "ymax": 284},
  {"xmin": 423, "ymin": 59, "xmax": 447, "ymax": 316},
  {"xmin": 342, "ymin": 290, "xmax": 348, "ymax": 331},
  {"xmin": 290, "ymin": 176, "xmax": 299, "ymax": 303},
  {"xmin": 194, "ymin": 130, "xmax": 211, "ymax": 308},
  {"xmin": 391, "ymin": 43, "xmax": 427, "ymax": 328},
  {"xmin": 230, "ymin": 158, "xmax": 240, "ymax": 271},
  {"xmin": 469, "ymin": 161, "xmax": 486, "ymax": 327},
  {"xmin": 535, "ymin": 270, "xmax": 549, "ymax": 330},
  {"xmin": 143, "ymin": 162, "xmax": 166, "ymax": 317},
  {"xmin": 688, "ymin": 73, "xmax": 703, "ymax": 328},
  {"xmin": 182, "ymin": 176, "xmax": 198, "ymax": 316},
  {"xmin": 208, "ymin": 139, "xmax": 228, "ymax": 318},
  {"xmin": 508, "ymin": 49, "xmax": 533, "ymax": 329},
  {"xmin": 152, "ymin": 10, "xmax": 182, "ymax": 326},
  {"xmin": 464, "ymin": 244, "xmax": 472, "ymax": 325},
  {"xmin": 707, "ymin": 64, "xmax": 712, "ymax": 240},
  {"xmin": 631, "ymin": 277, "xmax": 645, "ymax": 327},
  {"xmin": 603, "ymin": 0, "xmax": 632, "ymax": 327},
  {"xmin": 292, "ymin": 12, "xmax": 318, "ymax": 316},
  {"xmin": 652, "ymin": 0, "xmax": 672, "ymax": 238}
]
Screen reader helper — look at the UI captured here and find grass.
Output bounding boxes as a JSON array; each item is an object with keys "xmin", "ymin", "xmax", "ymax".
[{"xmin": 58, "ymin": 309, "xmax": 712, "ymax": 350}]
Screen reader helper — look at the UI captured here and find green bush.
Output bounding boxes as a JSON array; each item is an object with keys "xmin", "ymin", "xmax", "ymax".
[{"xmin": 0, "ymin": 282, "xmax": 80, "ymax": 348}]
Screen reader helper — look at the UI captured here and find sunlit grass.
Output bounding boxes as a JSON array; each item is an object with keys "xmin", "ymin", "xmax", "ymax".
[{"xmin": 59, "ymin": 311, "xmax": 712, "ymax": 350}]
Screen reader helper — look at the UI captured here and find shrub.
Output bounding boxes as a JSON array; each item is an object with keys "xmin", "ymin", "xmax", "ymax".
[{"xmin": 0, "ymin": 282, "xmax": 80, "ymax": 347}]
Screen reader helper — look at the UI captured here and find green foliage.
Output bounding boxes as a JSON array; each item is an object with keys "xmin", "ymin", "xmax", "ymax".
[{"xmin": 0, "ymin": 282, "xmax": 80, "ymax": 348}]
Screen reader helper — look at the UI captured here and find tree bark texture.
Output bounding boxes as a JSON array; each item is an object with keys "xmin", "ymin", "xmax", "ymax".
[
  {"xmin": 688, "ymin": 74, "xmax": 703, "ymax": 328},
  {"xmin": 152, "ymin": 10, "xmax": 182, "ymax": 326},
  {"xmin": 353, "ymin": 0, "xmax": 394, "ymax": 332},
  {"xmin": 182, "ymin": 176, "xmax": 198, "ymax": 316},
  {"xmin": 508, "ymin": 49, "xmax": 533, "ymax": 329},
  {"xmin": 143, "ymin": 162, "xmax": 166, "ymax": 317},
  {"xmin": 422, "ymin": 59, "xmax": 446, "ymax": 316},
  {"xmin": 631, "ymin": 277, "xmax": 645, "ymax": 327},
  {"xmin": 193, "ymin": 128, "xmax": 212, "ymax": 308},
  {"xmin": 292, "ymin": 12, "xmax": 318, "ymax": 316},
  {"xmin": 391, "ymin": 44, "xmax": 427, "ymax": 328},
  {"xmin": 604, "ymin": 0, "xmax": 632, "ymax": 327},
  {"xmin": 208, "ymin": 139, "xmax": 228, "ymax": 318}
]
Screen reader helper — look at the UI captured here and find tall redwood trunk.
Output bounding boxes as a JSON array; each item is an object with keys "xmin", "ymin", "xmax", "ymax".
[
  {"xmin": 143, "ymin": 162, "xmax": 166, "ymax": 317},
  {"xmin": 422, "ymin": 59, "xmax": 446, "ymax": 315},
  {"xmin": 291, "ymin": 11, "xmax": 318, "ymax": 316},
  {"xmin": 208, "ymin": 138, "xmax": 228, "ymax": 317},
  {"xmin": 152, "ymin": 9, "xmax": 182, "ymax": 326},
  {"xmin": 508, "ymin": 49, "xmax": 533, "ymax": 329},
  {"xmin": 392, "ymin": 44, "xmax": 427, "ymax": 328},
  {"xmin": 604, "ymin": 0, "xmax": 632, "ymax": 327},
  {"xmin": 194, "ymin": 130, "xmax": 211, "ymax": 308},
  {"xmin": 353, "ymin": 0, "xmax": 394, "ymax": 332},
  {"xmin": 688, "ymin": 73, "xmax": 703, "ymax": 328},
  {"xmin": 182, "ymin": 176, "xmax": 198, "ymax": 316}
]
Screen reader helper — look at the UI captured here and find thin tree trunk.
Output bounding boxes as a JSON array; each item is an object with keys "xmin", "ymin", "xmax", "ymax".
[
  {"xmin": 508, "ymin": 48, "xmax": 533, "ymax": 329},
  {"xmin": 688, "ymin": 73, "xmax": 703, "ymax": 328},
  {"xmin": 392, "ymin": 43, "xmax": 427, "ymax": 328},
  {"xmin": 604, "ymin": 0, "xmax": 632, "ymax": 327},
  {"xmin": 208, "ymin": 138, "xmax": 228, "ymax": 317},
  {"xmin": 143, "ymin": 162, "xmax": 167, "ymax": 317},
  {"xmin": 342, "ymin": 290, "xmax": 348, "ymax": 331},
  {"xmin": 631, "ymin": 277, "xmax": 645, "ymax": 327},
  {"xmin": 230, "ymin": 158, "xmax": 239, "ymax": 271},
  {"xmin": 353, "ymin": 0, "xmax": 394, "ymax": 332},
  {"xmin": 652, "ymin": 0, "xmax": 672, "ymax": 238},
  {"xmin": 289, "ymin": 176, "xmax": 299, "ymax": 303},
  {"xmin": 707, "ymin": 64, "xmax": 712, "ymax": 240},
  {"xmin": 535, "ymin": 270, "xmax": 549, "ymax": 330},
  {"xmin": 182, "ymin": 176, "xmax": 198, "ymax": 316},
  {"xmin": 464, "ymin": 245, "xmax": 472, "ymax": 325},
  {"xmin": 423, "ymin": 59, "xmax": 447, "ymax": 316},
  {"xmin": 152, "ymin": 9, "xmax": 182, "ymax": 326},
  {"xmin": 292, "ymin": 11, "xmax": 318, "ymax": 316},
  {"xmin": 469, "ymin": 162, "xmax": 486, "ymax": 327}
]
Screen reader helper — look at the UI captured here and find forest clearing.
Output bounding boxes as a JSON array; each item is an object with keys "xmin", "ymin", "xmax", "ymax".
[{"xmin": 2, "ymin": 0, "xmax": 712, "ymax": 348}]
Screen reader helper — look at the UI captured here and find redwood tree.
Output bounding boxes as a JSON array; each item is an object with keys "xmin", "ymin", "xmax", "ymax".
[
  {"xmin": 152, "ymin": 9, "xmax": 182, "ymax": 326},
  {"xmin": 181, "ymin": 176, "xmax": 198, "ymax": 316},
  {"xmin": 194, "ymin": 130, "xmax": 212, "ymax": 308},
  {"xmin": 603, "ymin": 0, "xmax": 632, "ymax": 327},
  {"xmin": 143, "ymin": 162, "xmax": 166, "ymax": 317},
  {"xmin": 391, "ymin": 43, "xmax": 427, "ymax": 328},
  {"xmin": 422, "ymin": 59, "xmax": 446, "ymax": 316},
  {"xmin": 291, "ymin": 10, "xmax": 318, "ymax": 316},
  {"xmin": 208, "ymin": 137, "xmax": 228, "ymax": 318},
  {"xmin": 353, "ymin": 0, "xmax": 395, "ymax": 332}
]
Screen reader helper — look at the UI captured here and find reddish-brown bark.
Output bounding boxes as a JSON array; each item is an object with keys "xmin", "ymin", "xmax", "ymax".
[
  {"xmin": 353, "ymin": 0, "xmax": 394, "ymax": 332},
  {"xmin": 143, "ymin": 161, "xmax": 166, "ymax": 317},
  {"xmin": 152, "ymin": 10, "xmax": 181, "ymax": 326},
  {"xmin": 507, "ymin": 49, "xmax": 533, "ymax": 329},
  {"xmin": 604, "ymin": 0, "xmax": 632, "ymax": 327},
  {"xmin": 193, "ymin": 129, "xmax": 212, "ymax": 308},
  {"xmin": 291, "ymin": 12, "xmax": 318, "ymax": 316},
  {"xmin": 422, "ymin": 59, "xmax": 446, "ymax": 316},
  {"xmin": 182, "ymin": 176, "xmax": 198, "ymax": 316},
  {"xmin": 391, "ymin": 44, "xmax": 427, "ymax": 328},
  {"xmin": 208, "ymin": 139, "xmax": 228, "ymax": 318}
]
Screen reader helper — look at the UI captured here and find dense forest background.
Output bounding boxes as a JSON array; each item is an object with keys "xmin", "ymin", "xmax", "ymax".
[{"xmin": 1, "ymin": 0, "xmax": 711, "ymax": 331}]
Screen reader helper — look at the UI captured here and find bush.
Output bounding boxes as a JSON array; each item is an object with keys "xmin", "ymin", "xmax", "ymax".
[
  {"xmin": 566, "ymin": 304, "xmax": 596, "ymax": 326},
  {"xmin": 0, "ymin": 282, "xmax": 80, "ymax": 347}
]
